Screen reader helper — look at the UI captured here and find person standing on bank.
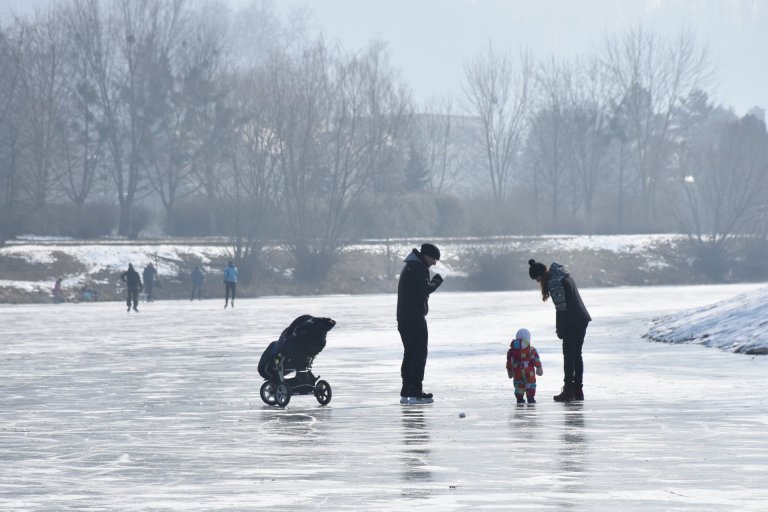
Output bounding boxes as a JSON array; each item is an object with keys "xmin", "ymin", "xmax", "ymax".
[
  {"xmin": 191, "ymin": 266, "xmax": 204, "ymax": 301},
  {"xmin": 121, "ymin": 263, "xmax": 143, "ymax": 313},
  {"xmin": 223, "ymin": 260, "xmax": 238, "ymax": 308},
  {"xmin": 142, "ymin": 263, "xmax": 157, "ymax": 302},
  {"xmin": 397, "ymin": 243, "xmax": 444, "ymax": 405},
  {"xmin": 52, "ymin": 278, "xmax": 64, "ymax": 303},
  {"xmin": 528, "ymin": 259, "xmax": 591, "ymax": 402}
]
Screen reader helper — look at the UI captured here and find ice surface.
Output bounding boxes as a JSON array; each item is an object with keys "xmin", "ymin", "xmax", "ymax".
[{"xmin": 1, "ymin": 284, "xmax": 767, "ymax": 510}]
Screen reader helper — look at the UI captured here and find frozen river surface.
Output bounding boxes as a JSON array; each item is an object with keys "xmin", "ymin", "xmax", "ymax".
[{"xmin": 1, "ymin": 284, "xmax": 767, "ymax": 511}]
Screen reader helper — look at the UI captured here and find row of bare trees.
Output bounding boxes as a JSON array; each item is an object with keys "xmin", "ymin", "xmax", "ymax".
[
  {"xmin": 2, "ymin": 1, "xmax": 767, "ymax": 280},
  {"xmin": 459, "ymin": 28, "xmax": 768, "ymax": 255},
  {"xmin": 0, "ymin": 0, "xmax": 413, "ymax": 279}
]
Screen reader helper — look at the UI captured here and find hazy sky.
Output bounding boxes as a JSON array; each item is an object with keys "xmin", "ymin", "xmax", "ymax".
[
  {"xmin": 3, "ymin": 0, "xmax": 765, "ymax": 115},
  {"xmin": 274, "ymin": 0, "xmax": 766, "ymax": 115}
]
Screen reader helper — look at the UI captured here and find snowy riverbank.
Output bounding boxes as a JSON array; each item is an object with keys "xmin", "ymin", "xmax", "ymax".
[
  {"xmin": 0, "ymin": 233, "xmax": 718, "ymax": 302},
  {"xmin": 645, "ymin": 284, "xmax": 768, "ymax": 354}
]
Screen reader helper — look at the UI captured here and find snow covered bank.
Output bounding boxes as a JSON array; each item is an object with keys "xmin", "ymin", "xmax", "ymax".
[
  {"xmin": 645, "ymin": 285, "xmax": 768, "ymax": 355},
  {"xmin": 0, "ymin": 234, "xmax": 685, "ymax": 301}
]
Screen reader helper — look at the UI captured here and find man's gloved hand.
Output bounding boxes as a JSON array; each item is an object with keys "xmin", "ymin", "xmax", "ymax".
[
  {"xmin": 536, "ymin": 367, "xmax": 543, "ymax": 376},
  {"xmin": 431, "ymin": 274, "xmax": 443, "ymax": 285}
]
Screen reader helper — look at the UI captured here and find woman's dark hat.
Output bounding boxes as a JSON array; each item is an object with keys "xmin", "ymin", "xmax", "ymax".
[
  {"xmin": 528, "ymin": 259, "xmax": 546, "ymax": 279},
  {"xmin": 420, "ymin": 243, "xmax": 441, "ymax": 260}
]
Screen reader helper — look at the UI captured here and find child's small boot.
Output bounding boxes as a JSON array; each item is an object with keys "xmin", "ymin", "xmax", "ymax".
[
  {"xmin": 515, "ymin": 394, "xmax": 525, "ymax": 405},
  {"xmin": 573, "ymin": 384, "xmax": 584, "ymax": 401},
  {"xmin": 553, "ymin": 384, "xmax": 575, "ymax": 402}
]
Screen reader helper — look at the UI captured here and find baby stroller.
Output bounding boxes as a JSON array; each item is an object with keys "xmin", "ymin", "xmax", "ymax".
[{"xmin": 258, "ymin": 315, "xmax": 336, "ymax": 407}]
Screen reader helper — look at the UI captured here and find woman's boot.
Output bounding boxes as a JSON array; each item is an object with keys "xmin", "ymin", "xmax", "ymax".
[{"xmin": 553, "ymin": 384, "xmax": 575, "ymax": 402}]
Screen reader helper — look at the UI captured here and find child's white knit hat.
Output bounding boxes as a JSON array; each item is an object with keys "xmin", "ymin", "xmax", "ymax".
[{"xmin": 515, "ymin": 328, "xmax": 531, "ymax": 343}]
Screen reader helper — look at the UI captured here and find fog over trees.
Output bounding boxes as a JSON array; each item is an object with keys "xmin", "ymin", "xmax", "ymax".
[{"xmin": 1, "ymin": 0, "xmax": 767, "ymax": 279}]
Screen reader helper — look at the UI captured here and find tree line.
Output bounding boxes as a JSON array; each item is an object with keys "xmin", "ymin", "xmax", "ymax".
[{"xmin": 1, "ymin": 0, "xmax": 767, "ymax": 281}]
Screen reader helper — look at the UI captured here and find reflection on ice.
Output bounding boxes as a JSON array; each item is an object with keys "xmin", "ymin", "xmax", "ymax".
[
  {"xmin": 560, "ymin": 403, "xmax": 587, "ymax": 477},
  {"xmin": 1, "ymin": 284, "xmax": 767, "ymax": 510},
  {"xmin": 401, "ymin": 407, "xmax": 432, "ymax": 498}
]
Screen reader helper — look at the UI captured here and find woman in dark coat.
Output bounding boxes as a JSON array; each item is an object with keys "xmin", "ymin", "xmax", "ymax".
[{"xmin": 528, "ymin": 259, "xmax": 591, "ymax": 402}]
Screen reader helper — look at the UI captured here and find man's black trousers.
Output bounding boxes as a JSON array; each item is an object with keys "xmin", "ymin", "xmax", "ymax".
[{"xmin": 398, "ymin": 317, "xmax": 428, "ymax": 397}]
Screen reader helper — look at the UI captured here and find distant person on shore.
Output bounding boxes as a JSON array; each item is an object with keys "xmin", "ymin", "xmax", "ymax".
[
  {"xmin": 191, "ymin": 266, "xmax": 204, "ymax": 301},
  {"xmin": 52, "ymin": 278, "xmax": 64, "ymax": 303},
  {"xmin": 80, "ymin": 283, "xmax": 99, "ymax": 302},
  {"xmin": 528, "ymin": 259, "xmax": 591, "ymax": 402},
  {"xmin": 397, "ymin": 243, "xmax": 443, "ymax": 405},
  {"xmin": 223, "ymin": 260, "xmax": 238, "ymax": 308},
  {"xmin": 121, "ymin": 263, "xmax": 142, "ymax": 312},
  {"xmin": 142, "ymin": 263, "xmax": 157, "ymax": 302},
  {"xmin": 506, "ymin": 328, "xmax": 543, "ymax": 404}
]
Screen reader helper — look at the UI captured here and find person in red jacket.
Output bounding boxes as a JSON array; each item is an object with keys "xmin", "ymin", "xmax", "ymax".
[{"xmin": 506, "ymin": 328, "xmax": 543, "ymax": 404}]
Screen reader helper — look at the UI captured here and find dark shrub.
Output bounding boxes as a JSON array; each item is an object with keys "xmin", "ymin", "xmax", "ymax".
[
  {"xmin": 168, "ymin": 200, "xmax": 212, "ymax": 236},
  {"xmin": 467, "ymin": 246, "xmax": 529, "ymax": 291},
  {"xmin": 689, "ymin": 240, "xmax": 730, "ymax": 281},
  {"xmin": 434, "ymin": 195, "xmax": 468, "ymax": 236},
  {"xmin": 75, "ymin": 202, "xmax": 117, "ymax": 238}
]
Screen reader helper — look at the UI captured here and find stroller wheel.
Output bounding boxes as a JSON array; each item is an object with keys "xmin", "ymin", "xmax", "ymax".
[
  {"xmin": 275, "ymin": 383, "xmax": 291, "ymax": 407},
  {"xmin": 260, "ymin": 381, "xmax": 277, "ymax": 405},
  {"xmin": 314, "ymin": 379, "xmax": 332, "ymax": 405}
]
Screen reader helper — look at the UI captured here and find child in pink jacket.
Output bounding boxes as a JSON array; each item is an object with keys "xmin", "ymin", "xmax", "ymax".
[{"xmin": 506, "ymin": 328, "xmax": 543, "ymax": 404}]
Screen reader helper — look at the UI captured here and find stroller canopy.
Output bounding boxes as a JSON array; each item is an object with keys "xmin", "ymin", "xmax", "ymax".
[
  {"xmin": 258, "ymin": 315, "xmax": 336, "ymax": 379},
  {"xmin": 275, "ymin": 315, "xmax": 335, "ymax": 357}
]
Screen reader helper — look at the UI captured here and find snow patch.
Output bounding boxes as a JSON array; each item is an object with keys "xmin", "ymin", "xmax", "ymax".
[{"xmin": 646, "ymin": 285, "xmax": 768, "ymax": 354}]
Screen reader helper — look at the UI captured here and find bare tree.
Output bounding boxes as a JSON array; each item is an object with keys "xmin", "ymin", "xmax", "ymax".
[
  {"xmin": 0, "ymin": 24, "xmax": 27, "ymax": 242},
  {"xmin": 602, "ymin": 26, "xmax": 713, "ymax": 226},
  {"xmin": 217, "ymin": 68, "xmax": 280, "ymax": 284},
  {"xmin": 66, "ymin": 0, "xmax": 187, "ymax": 238},
  {"xmin": 190, "ymin": 92, "xmax": 231, "ymax": 236},
  {"xmin": 463, "ymin": 43, "xmax": 532, "ymax": 203},
  {"xmin": 566, "ymin": 56, "xmax": 615, "ymax": 232},
  {"xmin": 267, "ymin": 40, "xmax": 412, "ymax": 280},
  {"xmin": 56, "ymin": 3, "xmax": 107, "ymax": 232},
  {"xmin": 678, "ymin": 114, "xmax": 768, "ymax": 250},
  {"xmin": 143, "ymin": 5, "xmax": 227, "ymax": 234},
  {"xmin": 15, "ymin": 12, "xmax": 70, "ymax": 230},
  {"xmin": 226, "ymin": 0, "xmax": 309, "ymax": 69},
  {"xmin": 415, "ymin": 96, "xmax": 465, "ymax": 194},
  {"xmin": 525, "ymin": 57, "xmax": 573, "ymax": 229},
  {"xmin": 65, "ymin": 0, "xmax": 127, "ymax": 235}
]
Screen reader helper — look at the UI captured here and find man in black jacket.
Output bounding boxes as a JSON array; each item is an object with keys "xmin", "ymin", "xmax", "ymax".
[
  {"xmin": 529, "ymin": 259, "xmax": 591, "ymax": 402},
  {"xmin": 121, "ymin": 263, "xmax": 143, "ymax": 313},
  {"xmin": 397, "ymin": 243, "xmax": 443, "ymax": 404}
]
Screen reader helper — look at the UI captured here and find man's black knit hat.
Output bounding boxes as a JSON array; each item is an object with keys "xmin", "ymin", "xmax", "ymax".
[{"xmin": 420, "ymin": 243, "xmax": 440, "ymax": 260}]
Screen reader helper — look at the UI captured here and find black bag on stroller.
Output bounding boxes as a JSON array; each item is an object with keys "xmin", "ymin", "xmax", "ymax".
[{"xmin": 258, "ymin": 315, "xmax": 336, "ymax": 407}]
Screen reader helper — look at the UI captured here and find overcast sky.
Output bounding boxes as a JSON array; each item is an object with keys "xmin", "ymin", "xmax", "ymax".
[
  {"xmin": 273, "ymin": 0, "xmax": 766, "ymax": 115},
  {"xmin": 3, "ymin": 0, "xmax": 765, "ymax": 115}
]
